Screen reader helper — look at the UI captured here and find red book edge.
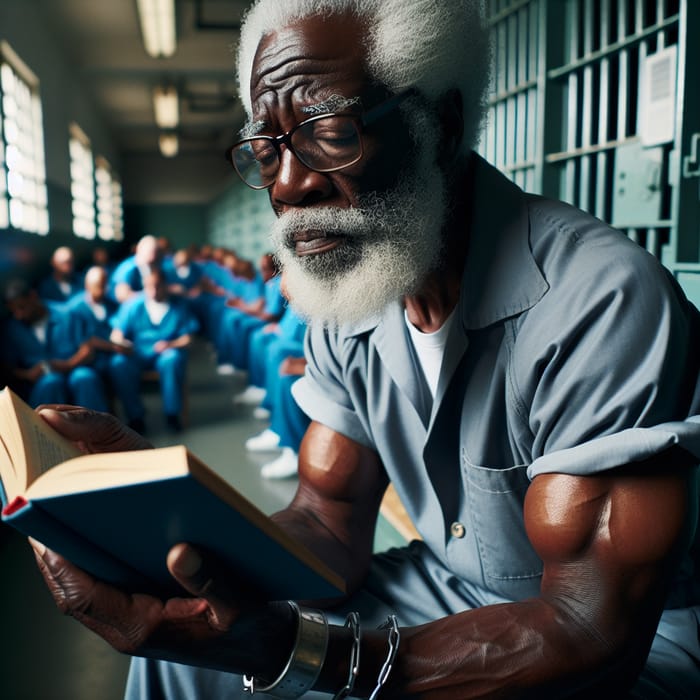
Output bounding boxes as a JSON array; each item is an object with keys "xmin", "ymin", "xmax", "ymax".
[{"xmin": 2, "ymin": 496, "xmax": 28, "ymax": 517}]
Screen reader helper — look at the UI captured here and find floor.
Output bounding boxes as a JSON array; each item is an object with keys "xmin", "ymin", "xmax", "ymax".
[{"xmin": 0, "ymin": 339, "xmax": 406, "ymax": 700}]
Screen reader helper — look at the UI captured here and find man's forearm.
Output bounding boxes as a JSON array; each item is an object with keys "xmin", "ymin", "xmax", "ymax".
[
  {"xmin": 367, "ymin": 597, "xmax": 645, "ymax": 699},
  {"xmin": 271, "ymin": 502, "xmax": 374, "ymax": 596},
  {"xmin": 167, "ymin": 334, "xmax": 193, "ymax": 350}
]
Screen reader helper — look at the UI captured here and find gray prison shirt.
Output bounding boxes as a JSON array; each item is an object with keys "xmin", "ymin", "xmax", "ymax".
[{"xmin": 293, "ymin": 154, "xmax": 700, "ymax": 609}]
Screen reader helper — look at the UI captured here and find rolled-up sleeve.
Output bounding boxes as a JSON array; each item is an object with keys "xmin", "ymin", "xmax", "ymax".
[
  {"xmin": 292, "ymin": 325, "xmax": 375, "ymax": 449},
  {"xmin": 513, "ymin": 238, "xmax": 700, "ymax": 480},
  {"xmin": 528, "ymin": 419, "xmax": 700, "ymax": 478}
]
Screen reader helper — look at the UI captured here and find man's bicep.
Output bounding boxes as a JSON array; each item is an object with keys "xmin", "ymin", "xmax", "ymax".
[
  {"xmin": 295, "ymin": 421, "xmax": 388, "ymax": 515},
  {"xmin": 276, "ymin": 422, "xmax": 388, "ymax": 590},
  {"xmin": 525, "ymin": 460, "xmax": 697, "ymax": 646}
]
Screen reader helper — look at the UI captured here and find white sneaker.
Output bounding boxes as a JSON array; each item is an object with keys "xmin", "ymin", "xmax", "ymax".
[
  {"xmin": 261, "ymin": 448, "xmax": 298, "ymax": 479},
  {"xmin": 245, "ymin": 428, "xmax": 280, "ymax": 452},
  {"xmin": 234, "ymin": 386, "xmax": 266, "ymax": 405},
  {"xmin": 216, "ymin": 363, "xmax": 235, "ymax": 375},
  {"xmin": 253, "ymin": 406, "xmax": 271, "ymax": 420}
]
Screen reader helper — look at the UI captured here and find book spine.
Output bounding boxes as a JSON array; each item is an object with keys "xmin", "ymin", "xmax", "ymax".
[{"xmin": 3, "ymin": 501, "xmax": 155, "ymax": 592}]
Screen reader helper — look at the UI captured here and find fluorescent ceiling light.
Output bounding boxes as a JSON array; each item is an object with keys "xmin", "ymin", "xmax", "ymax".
[
  {"xmin": 153, "ymin": 86, "xmax": 179, "ymax": 128},
  {"xmin": 136, "ymin": 0, "xmax": 176, "ymax": 58},
  {"xmin": 159, "ymin": 133, "xmax": 179, "ymax": 157}
]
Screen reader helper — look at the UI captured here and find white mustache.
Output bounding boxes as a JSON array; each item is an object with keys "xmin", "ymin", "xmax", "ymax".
[{"xmin": 270, "ymin": 207, "xmax": 378, "ymax": 249}]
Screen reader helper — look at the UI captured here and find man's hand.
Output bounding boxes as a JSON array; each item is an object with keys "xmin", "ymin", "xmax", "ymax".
[
  {"xmin": 38, "ymin": 404, "xmax": 152, "ymax": 454},
  {"xmin": 16, "ymin": 362, "xmax": 48, "ymax": 384},
  {"xmin": 29, "ymin": 540, "xmax": 295, "ymax": 675},
  {"xmin": 154, "ymin": 335, "xmax": 192, "ymax": 353},
  {"xmin": 153, "ymin": 339, "xmax": 170, "ymax": 354},
  {"xmin": 280, "ymin": 356, "xmax": 307, "ymax": 376},
  {"xmin": 109, "ymin": 329, "xmax": 132, "ymax": 352},
  {"xmin": 51, "ymin": 342, "xmax": 95, "ymax": 371},
  {"xmin": 30, "ymin": 405, "xmax": 298, "ymax": 676},
  {"xmin": 77, "ymin": 341, "xmax": 96, "ymax": 364}
]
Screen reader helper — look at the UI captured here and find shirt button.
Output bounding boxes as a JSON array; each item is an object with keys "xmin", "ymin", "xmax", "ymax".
[{"xmin": 450, "ymin": 521, "xmax": 466, "ymax": 539}]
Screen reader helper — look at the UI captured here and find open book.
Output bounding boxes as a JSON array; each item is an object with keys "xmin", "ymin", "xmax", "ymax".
[{"xmin": 0, "ymin": 387, "xmax": 345, "ymax": 600}]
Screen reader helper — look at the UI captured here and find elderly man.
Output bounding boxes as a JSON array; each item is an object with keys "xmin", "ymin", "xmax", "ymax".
[
  {"xmin": 111, "ymin": 234, "xmax": 166, "ymax": 303},
  {"xmin": 68, "ymin": 266, "xmax": 121, "ymax": 358},
  {"xmin": 31, "ymin": 1, "xmax": 700, "ymax": 698},
  {"xmin": 37, "ymin": 245, "xmax": 82, "ymax": 303},
  {"xmin": 2, "ymin": 279, "xmax": 109, "ymax": 411},
  {"xmin": 109, "ymin": 267, "xmax": 199, "ymax": 433},
  {"xmin": 66, "ymin": 266, "xmax": 133, "ymax": 401}
]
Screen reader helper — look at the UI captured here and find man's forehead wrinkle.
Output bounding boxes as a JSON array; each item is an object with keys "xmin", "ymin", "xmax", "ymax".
[
  {"xmin": 251, "ymin": 67, "xmax": 363, "ymax": 127},
  {"xmin": 251, "ymin": 22, "xmax": 367, "ymax": 101},
  {"xmin": 253, "ymin": 54, "xmax": 352, "ymax": 96}
]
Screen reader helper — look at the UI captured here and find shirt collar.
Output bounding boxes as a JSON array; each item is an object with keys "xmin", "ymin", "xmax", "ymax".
[{"xmin": 459, "ymin": 154, "xmax": 548, "ymax": 330}]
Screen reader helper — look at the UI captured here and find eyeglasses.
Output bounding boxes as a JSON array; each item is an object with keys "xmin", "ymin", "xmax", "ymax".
[{"xmin": 226, "ymin": 88, "xmax": 416, "ymax": 190}]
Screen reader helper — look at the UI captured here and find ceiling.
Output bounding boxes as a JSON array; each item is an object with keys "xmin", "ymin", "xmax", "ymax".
[{"xmin": 38, "ymin": 0, "xmax": 253, "ymax": 158}]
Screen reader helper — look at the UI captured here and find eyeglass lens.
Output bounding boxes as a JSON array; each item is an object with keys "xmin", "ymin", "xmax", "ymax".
[{"xmin": 231, "ymin": 115, "xmax": 362, "ymax": 189}]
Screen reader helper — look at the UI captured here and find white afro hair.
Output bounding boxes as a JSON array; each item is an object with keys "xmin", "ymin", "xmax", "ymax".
[{"xmin": 237, "ymin": 0, "xmax": 492, "ymax": 151}]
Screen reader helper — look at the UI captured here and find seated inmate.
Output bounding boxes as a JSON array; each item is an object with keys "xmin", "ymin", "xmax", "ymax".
[
  {"xmin": 31, "ymin": 1, "xmax": 700, "ymax": 698},
  {"xmin": 2, "ymin": 279, "xmax": 109, "ymax": 412},
  {"xmin": 109, "ymin": 267, "xmax": 198, "ymax": 434}
]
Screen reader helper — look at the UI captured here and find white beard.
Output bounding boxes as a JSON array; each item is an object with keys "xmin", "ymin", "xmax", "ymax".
[{"xmin": 269, "ymin": 158, "xmax": 448, "ymax": 328}]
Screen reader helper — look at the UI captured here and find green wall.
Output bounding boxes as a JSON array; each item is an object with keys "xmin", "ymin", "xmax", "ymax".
[
  {"xmin": 124, "ymin": 183, "xmax": 278, "ymax": 262},
  {"xmin": 207, "ymin": 179, "xmax": 277, "ymax": 261},
  {"xmin": 124, "ymin": 204, "xmax": 208, "ymax": 253}
]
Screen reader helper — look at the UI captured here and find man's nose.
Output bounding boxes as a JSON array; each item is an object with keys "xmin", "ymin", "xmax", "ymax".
[{"xmin": 270, "ymin": 147, "xmax": 333, "ymax": 207}]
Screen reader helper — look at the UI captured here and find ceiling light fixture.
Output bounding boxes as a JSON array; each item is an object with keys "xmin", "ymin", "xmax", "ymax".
[
  {"xmin": 159, "ymin": 133, "xmax": 179, "ymax": 158},
  {"xmin": 136, "ymin": 0, "xmax": 177, "ymax": 58},
  {"xmin": 153, "ymin": 85, "xmax": 179, "ymax": 128}
]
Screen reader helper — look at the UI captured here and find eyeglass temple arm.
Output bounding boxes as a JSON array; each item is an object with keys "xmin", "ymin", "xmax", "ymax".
[{"xmin": 361, "ymin": 87, "xmax": 418, "ymax": 127}]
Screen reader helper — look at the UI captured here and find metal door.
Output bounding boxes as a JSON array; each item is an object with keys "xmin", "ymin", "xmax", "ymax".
[{"xmin": 479, "ymin": 0, "xmax": 700, "ymax": 306}]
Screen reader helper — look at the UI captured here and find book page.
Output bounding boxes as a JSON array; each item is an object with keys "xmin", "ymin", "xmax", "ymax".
[
  {"xmin": 0, "ymin": 389, "xmax": 82, "ymax": 495},
  {"xmin": 26, "ymin": 420, "xmax": 82, "ymax": 477},
  {"xmin": 0, "ymin": 432, "xmax": 16, "ymax": 504}
]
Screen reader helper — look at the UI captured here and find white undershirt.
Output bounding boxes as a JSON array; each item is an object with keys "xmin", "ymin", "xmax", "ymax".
[
  {"xmin": 405, "ymin": 308, "xmax": 457, "ymax": 399},
  {"xmin": 145, "ymin": 298, "xmax": 170, "ymax": 325},
  {"xmin": 32, "ymin": 317, "xmax": 49, "ymax": 344},
  {"xmin": 87, "ymin": 298, "xmax": 107, "ymax": 321},
  {"xmin": 137, "ymin": 262, "xmax": 152, "ymax": 281}
]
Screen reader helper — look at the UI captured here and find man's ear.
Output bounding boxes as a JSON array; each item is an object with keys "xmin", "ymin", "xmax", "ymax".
[{"xmin": 436, "ymin": 89, "xmax": 464, "ymax": 168}]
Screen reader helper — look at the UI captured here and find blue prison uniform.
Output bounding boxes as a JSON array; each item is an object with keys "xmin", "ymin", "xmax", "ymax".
[
  {"xmin": 108, "ymin": 295, "xmax": 199, "ymax": 420},
  {"xmin": 2, "ymin": 301, "xmax": 108, "ymax": 411}
]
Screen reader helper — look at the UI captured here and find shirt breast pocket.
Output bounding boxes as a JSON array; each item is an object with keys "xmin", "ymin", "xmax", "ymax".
[{"xmin": 462, "ymin": 451, "xmax": 543, "ymax": 597}]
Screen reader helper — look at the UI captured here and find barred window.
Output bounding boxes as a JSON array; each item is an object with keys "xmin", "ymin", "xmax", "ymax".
[
  {"xmin": 69, "ymin": 123, "xmax": 96, "ymax": 239},
  {"xmin": 95, "ymin": 156, "xmax": 124, "ymax": 242},
  {"xmin": 0, "ymin": 41, "xmax": 49, "ymax": 234}
]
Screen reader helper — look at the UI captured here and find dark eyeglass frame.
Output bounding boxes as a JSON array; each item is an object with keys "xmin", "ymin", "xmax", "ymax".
[{"xmin": 226, "ymin": 87, "xmax": 417, "ymax": 190}]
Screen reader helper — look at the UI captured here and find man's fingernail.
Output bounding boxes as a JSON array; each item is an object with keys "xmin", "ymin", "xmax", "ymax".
[
  {"xmin": 28, "ymin": 537, "xmax": 46, "ymax": 557},
  {"xmin": 174, "ymin": 546, "xmax": 202, "ymax": 577}
]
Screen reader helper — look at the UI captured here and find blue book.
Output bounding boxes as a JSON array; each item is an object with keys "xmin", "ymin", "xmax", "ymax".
[{"xmin": 0, "ymin": 388, "xmax": 345, "ymax": 600}]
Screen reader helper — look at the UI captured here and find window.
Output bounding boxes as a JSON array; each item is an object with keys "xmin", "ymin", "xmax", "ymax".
[
  {"xmin": 95, "ymin": 156, "xmax": 124, "ymax": 242},
  {"xmin": 0, "ymin": 41, "xmax": 49, "ymax": 234},
  {"xmin": 69, "ymin": 123, "xmax": 96, "ymax": 239}
]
